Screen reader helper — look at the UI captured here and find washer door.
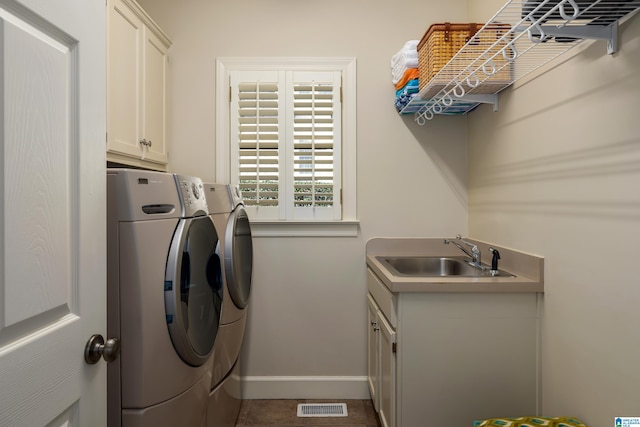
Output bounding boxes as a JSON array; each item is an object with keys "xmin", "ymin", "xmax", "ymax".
[
  {"xmin": 165, "ymin": 216, "xmax": 223, "ymax": 366},
  {"xmin": 224, "ymin": 205, "xmax": 253, "ymax": 309}
]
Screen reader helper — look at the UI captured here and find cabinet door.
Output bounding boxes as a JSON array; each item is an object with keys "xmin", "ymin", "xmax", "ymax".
[
  {"xmin": 107, "ymin": 0, "xmax": 143, "ymax": 159},
  {"xmin": 378, "ymin": 311, "xmax": 396, "ymax": 427},
  {"xmin": 367, "ymin": 295, "xmax": 380, "ymax": 412},
  {"xmin": 141, "ymin": 26, "xmax": 169, "ymax": 164}
]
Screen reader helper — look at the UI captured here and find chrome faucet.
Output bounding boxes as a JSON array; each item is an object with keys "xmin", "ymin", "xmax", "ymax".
[{"xmin": 444, "ymin": 235, "xmax": 483, "ymax": 269}]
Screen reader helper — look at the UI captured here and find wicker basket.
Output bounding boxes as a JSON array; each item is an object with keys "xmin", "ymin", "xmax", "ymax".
[{"xmin": 417, "ymin": 22, "xmax": 512, "ymax": 98}]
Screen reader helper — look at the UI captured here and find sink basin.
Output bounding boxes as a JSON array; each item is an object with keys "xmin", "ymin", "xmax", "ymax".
[{"xmin": 376, "ymin": 256, "xmax": 515, "ymax": 278}]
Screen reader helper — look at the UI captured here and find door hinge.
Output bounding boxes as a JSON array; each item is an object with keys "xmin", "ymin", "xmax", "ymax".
[{"xmin": 392, "ymin": 342, "xmax": 397, "ymax": 353}]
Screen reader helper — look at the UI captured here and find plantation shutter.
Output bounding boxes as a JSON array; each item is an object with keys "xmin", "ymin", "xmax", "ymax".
[
  {"xmin": 230, "ymin": 69, "xmax": 342, "ymax": 221},
  {"xmin": 230, "ymin": 71, "xmax": 285, "ymax": 219},
  {"xmin": 288, "ymin": 71, "xmax": 341, "ymax": 220}
]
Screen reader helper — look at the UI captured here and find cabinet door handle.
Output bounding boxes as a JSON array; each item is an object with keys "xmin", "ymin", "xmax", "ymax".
[
  {"xmin": 371, "ymin": 321, "xmax": 377, "ymax": 326},
  {"xmin": 139, "ymin": 139, "xmax": 153, "ymax": 147}
]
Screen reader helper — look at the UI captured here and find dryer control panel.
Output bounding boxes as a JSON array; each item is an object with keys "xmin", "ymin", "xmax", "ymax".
[
  {"xmin": 229, "ymin": 184, "xmax": 244, "ymax": 209},
  {"xmin": 174, "ymin": 174, "xmax": 209, "ymax": 217}
]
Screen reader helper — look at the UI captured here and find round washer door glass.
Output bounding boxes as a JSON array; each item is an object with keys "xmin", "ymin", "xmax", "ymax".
[
  {"xmin": 224, "ymin": 206, "xmax": 253, "ymax": 309},
  {"xmin": 165, "ymin": 216, "xmax": 223, "ymax": 366}
]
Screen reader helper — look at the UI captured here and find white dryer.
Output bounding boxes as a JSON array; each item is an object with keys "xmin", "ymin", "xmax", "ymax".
[
  {"xmin": 107, "ymin": 169, "xmax": 223, "ymax": 427},
  {"xmin": 203, "ymin": 183, "xmax": 253, "ymax": 427}
]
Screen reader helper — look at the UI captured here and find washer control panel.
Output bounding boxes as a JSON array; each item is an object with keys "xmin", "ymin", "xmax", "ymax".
[{"xmin": 174, "ymin": 174, "xmax": 209, "ymax": 217}]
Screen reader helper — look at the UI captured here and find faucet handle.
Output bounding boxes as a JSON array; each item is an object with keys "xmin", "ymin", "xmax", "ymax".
[{"xmin": 489, "ymin": 247, "xmax": 501, "ymax": 271}]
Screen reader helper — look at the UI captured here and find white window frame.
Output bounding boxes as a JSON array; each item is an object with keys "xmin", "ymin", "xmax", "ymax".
[{"xmin": 216, "ymin": 57, "xmax": 358, "ymax": 237}]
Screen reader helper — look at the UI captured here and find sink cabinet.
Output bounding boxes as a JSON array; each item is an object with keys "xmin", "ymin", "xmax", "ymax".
[
  {"xmin": 107, "ymin": 0, "xmax": 171, "ymax": 169},
  {"xmin": 366, "ymin": 267, "xmax": 541, "ymax": 427}
]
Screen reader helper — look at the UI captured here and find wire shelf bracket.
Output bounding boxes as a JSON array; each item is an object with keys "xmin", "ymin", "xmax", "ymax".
[{"xmin": 402, "ymin": 0, "xmax": 640, "ymax": 124}]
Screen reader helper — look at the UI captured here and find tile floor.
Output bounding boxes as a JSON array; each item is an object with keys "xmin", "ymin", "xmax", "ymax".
[{"xmin": 235, "ymin": 399, "xmax": 382, "ymax": 427}]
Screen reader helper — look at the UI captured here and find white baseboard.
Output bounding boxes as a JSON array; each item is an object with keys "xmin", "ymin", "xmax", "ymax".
[{"xmin": 241, "ymin": 376, "xmax": 370, "ymax": 400}]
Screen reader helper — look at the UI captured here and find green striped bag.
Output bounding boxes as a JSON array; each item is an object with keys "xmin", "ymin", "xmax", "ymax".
[{"xmin": 473, "ymin": 417, "xmax": 588, "ymax": 427}]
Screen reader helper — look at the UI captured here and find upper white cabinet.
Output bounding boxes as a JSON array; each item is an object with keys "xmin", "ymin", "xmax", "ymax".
[{"xmin": 107, "ymin": 0, "xmax": 171, "ymax": 169}]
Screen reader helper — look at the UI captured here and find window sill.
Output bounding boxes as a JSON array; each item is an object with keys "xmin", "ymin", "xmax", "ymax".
[{"xmin": 249, "ymin": 220, "xmax": 360, "ymax": 237}]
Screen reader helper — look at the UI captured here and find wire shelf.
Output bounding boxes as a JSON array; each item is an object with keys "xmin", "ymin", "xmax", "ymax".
[{"xmin": 402, "ymin": 0, "xmax": 640, "ymax": 124}]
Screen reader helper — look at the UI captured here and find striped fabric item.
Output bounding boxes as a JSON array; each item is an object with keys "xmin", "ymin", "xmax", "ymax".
[{"xmin": 473, "ymin": 417, "xmax": 588, "ymax": 427}]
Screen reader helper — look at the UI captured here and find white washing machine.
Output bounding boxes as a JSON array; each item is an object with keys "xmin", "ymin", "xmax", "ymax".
[
  {"xmin": 107, "ymin": 169, "xmax": 224, "ymax": 427},
  {"xmin": 202, "ymin": 183, "xmax": 253, "ymax": 427}
]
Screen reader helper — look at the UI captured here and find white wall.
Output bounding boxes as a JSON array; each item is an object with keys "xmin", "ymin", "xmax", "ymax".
[
  {"xmin": 133, "ymin": 0, "xmax": 640, "ymax": 419},
  {"xmin": 467, "ymin": 12, "xmax": 640, "ymax": 426},
  {"xmin": 137, "ymin": 0, "xmax": 469, "ymax": 398}
]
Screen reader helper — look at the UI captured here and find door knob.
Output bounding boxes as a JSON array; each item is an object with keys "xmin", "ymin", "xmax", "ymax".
[{"xmin": 84, "ymin": 334, "xmax": 120, "ymax": 364}]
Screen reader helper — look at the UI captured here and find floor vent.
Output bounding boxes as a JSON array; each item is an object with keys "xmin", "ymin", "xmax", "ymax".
[{"xmin": 297, "ymin": 403, "xmax": 348, "ymax": 417}]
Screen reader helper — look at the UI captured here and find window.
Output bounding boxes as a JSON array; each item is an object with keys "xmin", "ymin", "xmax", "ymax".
[
  {"xmin": 231, "ymin": 70, "xmax": 342, "ymax": 220},
  {"xmin": 216, "ymin": 58, "xmax": 357, "ymax": 233}
]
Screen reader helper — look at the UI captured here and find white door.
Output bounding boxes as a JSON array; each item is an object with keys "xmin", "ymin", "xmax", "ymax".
[
  {"xmin": 0, "ymin": 0, "xmax": 106, "ymax": 425},
  {"xmin": 367, "ymin": 295, "xmax": 379, "ymax": 412},
  {"xmin": 378, "ymin": 312, "xmax": 396, "ymax": 427}
]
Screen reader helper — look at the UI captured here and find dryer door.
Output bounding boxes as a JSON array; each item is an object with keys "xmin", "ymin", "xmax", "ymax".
[
  {"xmin": 224, "ymin": 205, "xmax": 253, "ymax": 309},
  {"xmin": 165, "ymin": 216, "xmax": 223, "ymax": 366}
]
